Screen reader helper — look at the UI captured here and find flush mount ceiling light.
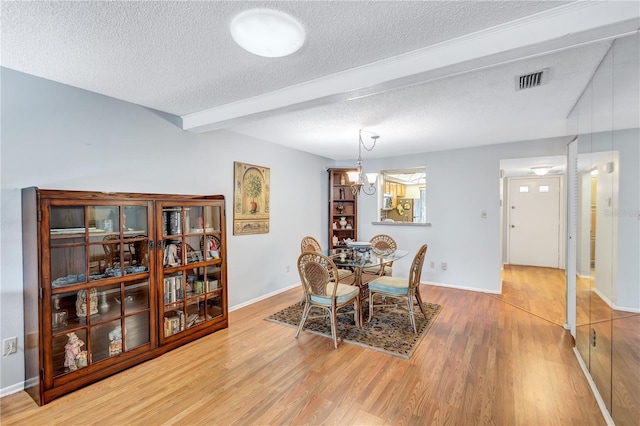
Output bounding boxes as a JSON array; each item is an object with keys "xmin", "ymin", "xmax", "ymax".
[
  {"xmin": 230, "ymin": 9, "xmax": 306, "ymax": 58},
  {"xmin": 531, "ymin": 166, "xmax": 552, "ymax": 176}
]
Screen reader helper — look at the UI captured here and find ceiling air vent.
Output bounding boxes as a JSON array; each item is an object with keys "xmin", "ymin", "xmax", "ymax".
[{"xmin": 515, "ymin": 68, "xmax": 549, "ymax": 91}]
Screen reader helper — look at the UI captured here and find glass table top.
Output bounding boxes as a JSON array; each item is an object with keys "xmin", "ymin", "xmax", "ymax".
[{"xmin": 326, "ymin": 248, "xmax": 408, "ymax": 269}]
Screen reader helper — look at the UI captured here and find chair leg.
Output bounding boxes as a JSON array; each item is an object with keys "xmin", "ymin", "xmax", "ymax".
[
  {"xmin": 415, "ymin": 290, "xmax": 428, "ymax": 319},
  {"xmin": 295, "ymin": 302, "xmax": 311, "ymax": 339},
  {"xmin": 368, "ymin": 291, "xmax": 374, "ymax": 322},
  {"xmin": 330, "ymin": 308, "xmax": 338, "ymax": 349},
  {"xmin": 407, "ymin": 296, "xmax": 417, "ymax": 333}
]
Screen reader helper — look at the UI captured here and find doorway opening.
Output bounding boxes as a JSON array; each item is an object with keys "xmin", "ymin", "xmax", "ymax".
[{"xmin": 499, "ymin": 155, "xmax": 567, "ymax": 325}]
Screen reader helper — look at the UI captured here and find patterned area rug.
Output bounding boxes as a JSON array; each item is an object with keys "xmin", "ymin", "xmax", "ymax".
[{"xmin": 265, "ymin": 301, "xmax": 442, "ymax": 359}]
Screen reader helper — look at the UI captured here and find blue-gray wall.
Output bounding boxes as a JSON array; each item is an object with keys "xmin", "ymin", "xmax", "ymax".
[{"xmin": 0, "ymin": 68, "xmax": 331, "ymax": 393}]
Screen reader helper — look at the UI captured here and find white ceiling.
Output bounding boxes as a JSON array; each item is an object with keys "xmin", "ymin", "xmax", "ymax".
[{"xmin": 2, "ymin": 1, "xmax": 639, "ymax": 162}]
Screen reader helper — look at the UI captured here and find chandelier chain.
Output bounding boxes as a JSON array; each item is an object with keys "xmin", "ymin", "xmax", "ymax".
[
  {"xmin": 350, "ymin": 129, "xmax": 380, "ymax": 196},
  {"xmin": 359, "ymin": 129, "xmax": 378, "ymax": 152}
]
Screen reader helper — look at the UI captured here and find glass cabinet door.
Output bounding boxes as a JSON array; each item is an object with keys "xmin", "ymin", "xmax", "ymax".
[
  {"xmin": 159, "ymin": 202, "xmax": 225, "ymax": 340},
  {"xmin": 47, "ymin": 202, "xmax": 154, "ymax": 381},
  {"xmin": 50, "ymin": 281, "xmax": 151, "ymax": 377},
  {"xmin": 88, "ymin": 205, "xmax": 150, "ymax": 280}
]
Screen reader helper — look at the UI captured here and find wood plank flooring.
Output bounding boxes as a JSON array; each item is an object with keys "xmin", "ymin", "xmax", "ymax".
[
  {"xmin": 1, "ymin": 268, "xmax": 605, "ymax": 425},
  {"xmin": 493, "ymin": 265, "xmax": 566, "ymax": 326}
]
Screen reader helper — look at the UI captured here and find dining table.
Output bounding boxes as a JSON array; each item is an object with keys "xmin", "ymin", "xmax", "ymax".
[{"xmin": 327, "ymin": 246, "xmax": 409, "ymax": 324}]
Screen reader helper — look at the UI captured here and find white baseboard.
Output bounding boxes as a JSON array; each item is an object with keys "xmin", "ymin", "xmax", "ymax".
[
  {"xmin": 229, "ymin": 282, "xmax": 300, "ymax": 312},
  {"xmin": 229, "ymin": 280, "xmax": 502, "ymax": 312},
  {"xmin": 1, "ymin": 381, "xmax": 24, "ymax": 398},
  {"xmin": 231, "ymin": 280, "xmax": 500, "ymax": 312},
  {"xmin": 422, "ymin": 280, "xmax": 501, "ymax": 295},
  {"xmin": 592, "ymin": 287, "xmax": 640, "ymax": 314},
  {"xmin": 573, "ymin": 347, "xmax": 614, "ymax": 426}
]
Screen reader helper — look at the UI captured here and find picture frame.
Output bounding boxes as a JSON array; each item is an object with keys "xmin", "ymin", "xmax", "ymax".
[{"xmin": 233, "ymin": 161, "xmax": 270, "ymax": 235}]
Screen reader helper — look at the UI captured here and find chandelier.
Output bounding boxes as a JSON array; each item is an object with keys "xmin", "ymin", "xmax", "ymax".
[{"xmin": 347, "ymin": 129, "xmax": 379, "ymax": 195}]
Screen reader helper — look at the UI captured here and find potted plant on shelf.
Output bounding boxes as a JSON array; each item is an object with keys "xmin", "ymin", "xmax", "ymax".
[{"xmin": 244, "ymin": 173, "xmax": 262, "ymax": 214}]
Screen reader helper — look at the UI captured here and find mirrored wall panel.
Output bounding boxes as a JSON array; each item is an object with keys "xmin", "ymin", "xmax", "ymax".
[{"xmin": 570, "ymin": 33, "xmax": 639, "ymax": 425}]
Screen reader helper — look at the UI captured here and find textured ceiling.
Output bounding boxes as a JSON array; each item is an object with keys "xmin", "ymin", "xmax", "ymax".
[
  {"xmin": 2, "ymin": 1, "xmax": 639, "ymax": 161},
  {"xmin": 228, "ymin": 41, "xmax": 612, "ymax": 159}
]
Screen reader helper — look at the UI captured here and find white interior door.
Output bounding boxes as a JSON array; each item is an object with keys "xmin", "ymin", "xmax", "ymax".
[{"xmin": 508, "ymin": 177, "xmax": 561, "ymax": 268}]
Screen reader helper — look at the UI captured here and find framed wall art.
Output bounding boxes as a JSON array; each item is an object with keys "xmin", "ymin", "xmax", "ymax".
[{"xmin": 233, "ymin": 161, "xmax": 270, "ymax": 235}]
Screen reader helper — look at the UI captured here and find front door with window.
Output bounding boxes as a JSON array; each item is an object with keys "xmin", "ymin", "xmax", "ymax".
[{"xmin": 508, "ymin": 177, "xmax": 561, "ymax": 268}]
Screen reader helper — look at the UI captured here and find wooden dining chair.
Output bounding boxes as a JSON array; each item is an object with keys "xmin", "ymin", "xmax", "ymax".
[
  {"xmin": 300, "ymin": 235, "xmax": 353, "ymax": 280},
  {"xmin": 295, "ymin": 251, "xmax": 361, "ymax": 349},
  {"xmin": 368, "ymin": 244, "xmax": 428, "ymax": 333},
  {"xmin": 363, "ymin": 234, "xmax": 397, "ymax": 276},
  {"xmin": 300, "ymin": 235, "xmax": 322, "ymax": 253},
  {"xmin": 103, "ymin": 235, "xmax": 134, "ymax": 267}
]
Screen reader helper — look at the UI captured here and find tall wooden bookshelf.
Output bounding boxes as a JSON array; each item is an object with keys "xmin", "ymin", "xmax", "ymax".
[{"xmin": 327, "ymin": 168, "xmax": 358, "ymax": 249}]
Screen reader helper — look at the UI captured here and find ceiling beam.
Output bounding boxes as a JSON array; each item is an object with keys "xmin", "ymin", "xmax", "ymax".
[{"xmin": 182, "ymin": 1, "xmax": 640, "ymax": 133}]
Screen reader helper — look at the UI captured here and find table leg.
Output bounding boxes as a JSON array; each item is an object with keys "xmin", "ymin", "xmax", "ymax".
[{"xmin": 354, "ymin": 267, "xmax": 368, "ymax": 326}]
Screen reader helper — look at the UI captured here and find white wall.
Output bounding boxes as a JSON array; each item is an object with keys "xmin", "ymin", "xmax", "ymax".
[
  {"xmin": 611, "ymin": 130, "xmax": 640, "ymax": 311},
  {"xmin": 577, "ymin": 171, "xmax": 592, "ymax": 277},
  {"xmin": 594, "ymin": 154, "xmax": 618, "ymax": 306},
  {"xmin": 352, "ymin": 138, "xmax": 570, "ymax": 293},
  {"xmin": 575, "ymin": 130, "xmax": 640, "ymax": 311},
  {"xmin": 0, "ymin": 68, "xmax": 331, "ymax": 393}
]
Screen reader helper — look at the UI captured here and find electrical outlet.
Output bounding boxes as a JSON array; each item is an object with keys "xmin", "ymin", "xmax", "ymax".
[
  {"xmin": 430, "ymin": 261, "xmax": 435, "ymax": 268},
  {"xmin": 3, "ymin": 337, "xmax": 17, "ymax": 356},
  {"xmin": 441, "ymin": 262, "xmax": 447, "ymax": 271},
  {"xmin": 286, "ymin": 265, "xmax": 290, "ymax": 273}
]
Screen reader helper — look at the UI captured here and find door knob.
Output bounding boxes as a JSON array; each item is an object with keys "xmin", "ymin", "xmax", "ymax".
[{"xmin": 511, "ymin": 225, "xmax": 515, "ymax": 228}]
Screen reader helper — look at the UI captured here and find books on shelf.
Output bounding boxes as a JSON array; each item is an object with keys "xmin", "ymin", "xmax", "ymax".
[
  {"xmin": 164, "ymin": 310, "xmax": 185, "ymax": 337},
  {"xmin": 190, "ymin": 279, "xmax": 218, "ymax": 294},
  {"xmin": 50, "ymin": 227, "xmax": 104, "ymax": 235},
  {"xmin": 163, "ymin": 276, "xmax": 184, "ymax": 303}
]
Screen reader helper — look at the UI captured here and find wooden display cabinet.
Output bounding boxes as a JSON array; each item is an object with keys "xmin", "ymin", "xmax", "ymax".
[
  {"xmin": 327, "ymin": 168, "xmax": 358, "ymax": 249},
  {"xmin": 22, "ymin": 188, "xmax": 227, "ymax": 405}
]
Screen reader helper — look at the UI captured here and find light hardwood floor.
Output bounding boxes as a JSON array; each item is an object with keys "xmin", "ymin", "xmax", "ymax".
[
  {"xmin": 493, "ymin": 265, "xmax": 566, "ymax": 326},
  {"xmin": 1, "ymin": 268, "xmax": 605, "ymax": 425}
]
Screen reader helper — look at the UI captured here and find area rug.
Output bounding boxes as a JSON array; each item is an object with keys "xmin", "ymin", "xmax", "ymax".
[{"xmin": 265, "ymin": 301, "xmax": 442, "ymax": 359}]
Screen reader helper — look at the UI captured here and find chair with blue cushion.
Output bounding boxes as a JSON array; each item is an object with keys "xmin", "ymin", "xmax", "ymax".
[
  {"xmin": 368, "ymin": 244, "xmax": 428, "ymax": 333},
  {"xmin": 363, "ymin": 234, "xmax": 397, "ymax": 276},
  {"xmin": 295, "ymin": 251, "xmax": 361, "ymax": 348}
]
